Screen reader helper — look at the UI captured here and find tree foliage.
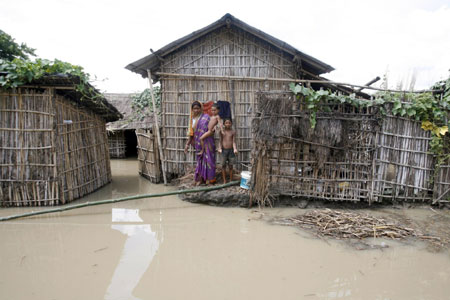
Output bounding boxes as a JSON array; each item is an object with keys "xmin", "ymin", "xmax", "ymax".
[
  {"xmin": 0, "ymin": 29, "xmax": 36, "ymax": 61},
  {"xmin": 0, "ymin": 58, "xmax": 105, "ymax": 105},
  {"xmin": 131, "ymin": 87, "xmax": 161, "ymax": 121}
]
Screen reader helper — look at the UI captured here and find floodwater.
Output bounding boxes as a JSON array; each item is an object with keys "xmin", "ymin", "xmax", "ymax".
[{"xmin": 1, "ymin": 159, "xmax": 449, "ymax": 300}]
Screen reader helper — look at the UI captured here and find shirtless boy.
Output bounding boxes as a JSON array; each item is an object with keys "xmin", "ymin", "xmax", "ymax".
[{"xmin": 218, "ymin": 118, "xmax": 238, "ymax": 183}]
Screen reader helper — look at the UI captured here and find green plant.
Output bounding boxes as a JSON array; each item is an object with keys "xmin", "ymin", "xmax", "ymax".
[
  {"xmin": 0, "ymin": 29, "xmax": 36, "ymax": 60},
  {"xmin": 289, "ymin": 79, "xmax": 450, "ymax": 160},
  {"xmin": 131, "ymin": 87, "xmax": 161, "ymax": 121},
  {"xmin": 0, "ymin": 58, "xmax": 101, "ymax": 101}
]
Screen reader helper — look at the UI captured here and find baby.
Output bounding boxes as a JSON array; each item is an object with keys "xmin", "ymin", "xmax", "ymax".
[{"xmin": 198, "ymin": 103, "xmax": 222, "ymax": 156}]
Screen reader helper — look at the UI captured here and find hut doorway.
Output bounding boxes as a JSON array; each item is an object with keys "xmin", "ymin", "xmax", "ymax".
[
  {"xmin": 108, "ymin": 129, "xmax": 138, "ymax": 158},
  {"xmin": 124, "ymin": 130, "xmax": 138, "ymax": 157}
]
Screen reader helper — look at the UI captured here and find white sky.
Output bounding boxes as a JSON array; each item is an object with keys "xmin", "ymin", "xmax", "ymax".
[{"xmin": 2, "ymin": 0, "xmax": 449, "ymax": 93}]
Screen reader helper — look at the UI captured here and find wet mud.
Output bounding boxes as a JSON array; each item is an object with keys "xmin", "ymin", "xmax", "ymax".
[{"xmin": 0, "ymin": 158, "xmax": 449, "ymax": 300}]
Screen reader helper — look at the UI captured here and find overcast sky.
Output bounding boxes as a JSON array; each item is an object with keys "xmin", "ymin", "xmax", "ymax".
[{"xmin": 2, "ymin": 0, "xmax": 449, "ymax": 93}]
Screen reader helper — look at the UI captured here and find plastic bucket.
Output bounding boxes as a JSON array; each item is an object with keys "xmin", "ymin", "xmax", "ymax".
[{"xmin": 240, "ymin": 171, "xmax": 251, "ymax": 189}]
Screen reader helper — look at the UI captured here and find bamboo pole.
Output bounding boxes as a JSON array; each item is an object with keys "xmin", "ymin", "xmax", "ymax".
[
  {"xmin": 154, "ymin": 72, "xmax": 439, "ymax": 94},
  {"xmin": 0, "ymin": 181, "xmax": 240, "ymax": 222},
  {"xmin": 147, "ymin": 69, "xmax": 167, "ymax": 185}
]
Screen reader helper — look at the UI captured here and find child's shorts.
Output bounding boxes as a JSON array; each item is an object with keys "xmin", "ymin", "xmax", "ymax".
[{"xmin": 221, "ymin": 148, "xmax": 236, "ymax": 167}]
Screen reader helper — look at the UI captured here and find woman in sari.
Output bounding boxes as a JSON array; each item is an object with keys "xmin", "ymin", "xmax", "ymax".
[{"xmin": 184, "ymin": 101, "xmax": 216, "ymax": 185}]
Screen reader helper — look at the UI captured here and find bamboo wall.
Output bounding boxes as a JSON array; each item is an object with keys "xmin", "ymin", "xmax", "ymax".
[
  {"xmin": 108, "ymin": 131, "xmax": 126, "ymax": 158},
  {"xmin": 0, "ymin": 88, "xmax": 112, "ymax": 206},
  {"xmin": 159, "ymin": 26, "xmax": 293, "ymax": 177},
  {"xmin": 373, "ymin": 115, "xmax": 434, "ymax": 202},
  {"xmin": 435, "ymin": 165, "xmax": 450, "ymax": 203},
  {"xmin": 55, "ymin": 96, "xmax": 111, "ymax": 203},
  {"xmin": 434, "ymin": 144, "xmax": 450, "ymax": 203},
  {"xmin": 251, "ymin": 91, "xmax": 444, "ymax": 205},
  {"xmin": 0, "ymin": 89, "xmax": 59, "ymax": 206},
  {"xmin": 136, "ymin": 128, "xmax": 161, "ymax": 183},
  {"xmin": 251, "ymin": 92, "xmax": 378, "ymax": 204}
]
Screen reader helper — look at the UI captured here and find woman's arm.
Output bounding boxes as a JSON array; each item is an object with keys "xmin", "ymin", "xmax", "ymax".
[{"xmin": 184, "ymin": 136, "xmax": 193, "ymax": 154}]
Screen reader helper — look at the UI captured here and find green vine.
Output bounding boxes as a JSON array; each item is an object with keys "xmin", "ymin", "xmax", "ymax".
[
  {"xmin": 289, "ymin": 79, "xmax": 450, "ymax": 161},
  {"xmin": 131, "ymin": 87, "xmax": 161, "ymax": 121},
  {"xmin": 0, "ymin": 58, "xmax": 101, "ymax": 100}
]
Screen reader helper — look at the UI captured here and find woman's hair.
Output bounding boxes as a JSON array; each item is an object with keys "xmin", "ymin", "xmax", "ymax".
[
  {"xmin": 212, "ymin": 103, "xmax": 220, "ymax": 110},
  {"xmin": 191, "ymin": 101, "xmax": 202, "ymax": 109}
]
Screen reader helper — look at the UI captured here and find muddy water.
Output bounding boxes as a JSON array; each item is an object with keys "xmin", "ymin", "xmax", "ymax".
[{"xmin": 1, "ymin": 158, "xmax": 449, "ymax": 300}]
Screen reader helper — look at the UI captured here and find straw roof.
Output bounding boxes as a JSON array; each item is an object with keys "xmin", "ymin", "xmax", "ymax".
[
  {"xmin": 126, "ymin": 13, "xmax": 334, "ymax": 80},
  {"xmin": 105, "ymin": 93, "xmax": 155, "ymax": 131}
]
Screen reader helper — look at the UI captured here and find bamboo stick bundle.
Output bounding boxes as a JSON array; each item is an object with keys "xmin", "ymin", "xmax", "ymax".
[{"xmin": 278, "ymin": 209, "xmax": 432, "ymax": 240}]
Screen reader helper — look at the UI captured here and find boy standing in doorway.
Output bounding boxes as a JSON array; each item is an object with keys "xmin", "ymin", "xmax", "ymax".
[{"xmin": 218, "ymin": 118, "xmax": 238, "ymax": 183}]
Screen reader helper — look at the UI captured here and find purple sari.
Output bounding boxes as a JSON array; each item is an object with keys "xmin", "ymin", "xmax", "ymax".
[{"xmin": 194, "ymin": 113, "xmax": 216, "ymax": 182}]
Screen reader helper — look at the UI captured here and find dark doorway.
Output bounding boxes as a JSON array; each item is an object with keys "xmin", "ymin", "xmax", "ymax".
[{"xmin": 124, "ymin": 130, "xmax": 138, "ymax": 157}]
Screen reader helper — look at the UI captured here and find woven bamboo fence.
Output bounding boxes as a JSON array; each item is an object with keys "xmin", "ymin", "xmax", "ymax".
[
  {"xmin": 251, "ymin": 91, "xmax": 445, "ymax": 206},
  {"xmin": 0, "ymin": 89, "xmax": 58, "ymax": 206},
  {"xmin": 136, "ymin": 128, "xmax": 161, "ymax": 183},
  {"xmin": 108, "ymin": 131, "xmax": 126, "ymax": 158},
  {"xmin": 157, "ymin": 26, "xmax": 293, "ymax": 178},
  {"xmin": 55, "ymin": 97, "xmax": 111, "ymax": 203},
  {"xmin": 1, "ymin": 88, "xmax": 112, "ymax": 206},
  {"xmin": 433, "ymin": 136, "xmax": 450, "ymax": 203},
  {"xmin": 373, "ymin": 113, "xmax": 434, "ymax": 202}
]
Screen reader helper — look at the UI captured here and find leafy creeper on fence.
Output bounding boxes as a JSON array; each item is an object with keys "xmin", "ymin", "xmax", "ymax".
[{"xmin": 289, "ymin": 79, "xmax": 450, "ymax": 161}]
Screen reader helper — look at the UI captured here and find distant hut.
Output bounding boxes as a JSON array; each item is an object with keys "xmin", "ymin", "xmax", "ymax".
[
  {"xmin": 104, "ymin": 93, "xmax": 162, "ymax": 183},
  {"xmin": 106, "ymin": 93, "xmax": 144, "ymax": 158},
  {"xmin": 0, "ymin": 75, "xmax": 121, "ymax": 206},
  {"xmin": 126, "ymin": 13, "xmax": 335, "ymax": 182}
]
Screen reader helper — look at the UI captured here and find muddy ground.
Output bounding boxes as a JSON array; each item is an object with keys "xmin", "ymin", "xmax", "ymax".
[{"xmin": 0, "ymin": 159, "xmax": 449, "ymax": 300}]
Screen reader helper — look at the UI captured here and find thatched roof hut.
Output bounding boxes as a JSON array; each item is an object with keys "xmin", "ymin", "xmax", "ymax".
[
  {"xmin": 105, "ymin": 93, "xmax": 152, "ymax": 158},
  {"xmin": 105, "ymin": 93, "xmax": 153, "ymax": 131},
  {"xmin": 0, "ymin": 75, "xmax": 121, "ymax": 206},
  {"xmin": 104, "ymin": 93, "xmax": 161, "ymax": 182},
  {"xmin": 126, "ymin": 13, "xmax": 339, "ymax": 181}
]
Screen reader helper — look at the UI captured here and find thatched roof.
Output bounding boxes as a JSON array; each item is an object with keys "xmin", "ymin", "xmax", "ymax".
[
  {"xmin": 9, "ymin": 74, "xmax": 122, "ymax": 122},
  {"xmin": 126, "ymin": 13, "xmax": 334, "ymax": 79},
  {"xmin": 105, "ymin": 93, "xmax": 155, "ymax": 131}
]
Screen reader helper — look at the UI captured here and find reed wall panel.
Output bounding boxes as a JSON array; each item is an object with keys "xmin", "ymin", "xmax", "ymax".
[
  {"xmin": 136, "ymin": 129, "xmax": 161, "ymax": 183},
  {"xmin": 251, "ymin": 92, "xmax": 377, "ymax": 204},
  {"xmin": 374, "ymin": 115, "xmax": 434, "ymax": 202},
  {"xmin": 55, "ymin": 97, "xmax": 111, "ymax": 203},
  {"xmin": 251, "ymin": 91, "xmax": 444, "ymax": 205},
  {"xmin": 0, "ymin": 88, "xmax": 112, "ymax": 206},
  {"xmin": 434, "ymin": 154, "xmax": 450, "ymax": 203},
  {"xmin": 0, "ymin": 89, "xmax": 59, "ymax": 206},
  {"xmin": 108, "ymin": 131, "xmax": 126, "ymax": 158}
]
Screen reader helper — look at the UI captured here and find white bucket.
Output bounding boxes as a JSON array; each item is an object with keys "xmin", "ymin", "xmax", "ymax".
[{"xmin": 240, "ymin": 171, "xmax": 251, "ymax": 189}]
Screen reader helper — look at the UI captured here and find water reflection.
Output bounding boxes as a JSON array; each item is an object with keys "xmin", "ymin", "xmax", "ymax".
[
  {"xmin": 105, "ymin": 209, "xmax": 160, "ymax": 300},
  {"xmin": 111, "ymin": 208, "xmax": 143, "ymax": 223},
  {"xmin": 320, "ymin": 277, "xmax": 354, "ymax": 299}
]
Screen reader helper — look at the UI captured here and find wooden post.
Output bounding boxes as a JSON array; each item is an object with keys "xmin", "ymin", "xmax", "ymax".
[{"xmin": 147, "ymin": 70, "xmax": 167, "ymax": 185}]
